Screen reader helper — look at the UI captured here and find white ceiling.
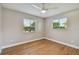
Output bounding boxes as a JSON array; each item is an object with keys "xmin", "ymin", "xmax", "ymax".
[{"xmin": 2, "ymin": 3, "xmax": 79, "ymax": 18}]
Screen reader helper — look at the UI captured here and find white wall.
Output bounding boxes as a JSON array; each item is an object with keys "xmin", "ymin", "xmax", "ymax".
[
  {"xmin": 45, "ymin": 9, "xmax": 79, "ymax": 47},
  {"xmin": 1, "ymin": 7, "xmax": 79, "ymax": 48},
  {"xmin": 0, "ymin": 5, "xmax": 2, "ymax": 49},
  {"xmin": 2, "ymin": 8, "xmax": 44, "ymax": 46}
]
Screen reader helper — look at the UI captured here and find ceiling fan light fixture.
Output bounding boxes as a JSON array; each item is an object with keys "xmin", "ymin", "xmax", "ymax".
[{"xmin": 41, "ymin": 10, "xmax": 46, "ymax": 13}]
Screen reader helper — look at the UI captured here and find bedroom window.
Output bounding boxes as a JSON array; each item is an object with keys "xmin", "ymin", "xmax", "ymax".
[
  {"xmin": 23, "ymin": 19, "xmax": 35, "ymax": 32},
  {"xmin": 53, "ymin": 17, "xmax": 68, "ymax": 29}
]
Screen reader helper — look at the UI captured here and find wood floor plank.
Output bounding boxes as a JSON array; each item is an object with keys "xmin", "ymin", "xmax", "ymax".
[{"xmin": 2, "ymin": 39, "xmax": 79, "ymax": 55}]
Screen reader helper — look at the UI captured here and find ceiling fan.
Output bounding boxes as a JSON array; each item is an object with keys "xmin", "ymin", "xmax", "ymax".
[{"xmin": 32, "ymin": 3, "xmax": 58, "ymax": 13}]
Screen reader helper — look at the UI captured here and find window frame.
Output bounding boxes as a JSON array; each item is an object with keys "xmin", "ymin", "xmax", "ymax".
[
  {"xmin": 53, "ymin": 17, "xmax": 68, "ymax": 29},
  {"xmin": 23, "ymin": 18, "xmax": 36, "ymax": 32}
]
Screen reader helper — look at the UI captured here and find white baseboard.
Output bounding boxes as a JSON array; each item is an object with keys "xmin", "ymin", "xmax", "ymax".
[
  {"xmin": 45, "ymin": 37, "xmax": 79, "ymax": 49},
  {"xmin": 1, "ymin": 37, "xmax": 45, "ymax": 50},
  {"xmin": 0, "ymin": 37, "xmax": 79, "ymax": 54},
  {"xmin": 1, "ymin": 37, "xmax": 79, "ymax": 49},
  {"xmin": 0, "ymin": 37, "xmax": 45, "ymax": 54}
]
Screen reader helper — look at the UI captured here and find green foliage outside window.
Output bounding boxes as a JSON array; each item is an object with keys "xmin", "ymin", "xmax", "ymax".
[
  {"xmin": 23, "ymin": 19, "xmax": 35, "ymax": 32},
  {"xmin": 53, "ymin": 17, "xmax": 68, "ymax": 29}
]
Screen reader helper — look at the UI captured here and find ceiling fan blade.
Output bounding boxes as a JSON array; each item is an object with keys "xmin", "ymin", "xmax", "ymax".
[{"xmin": 32, "ymin": 4, "xmax": 42, "ymax": 10}]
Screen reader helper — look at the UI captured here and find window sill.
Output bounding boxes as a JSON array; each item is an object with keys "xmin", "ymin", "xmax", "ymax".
[{"xmin": 23, "ymin": 31, "xmax": 36, "ymax": 33}]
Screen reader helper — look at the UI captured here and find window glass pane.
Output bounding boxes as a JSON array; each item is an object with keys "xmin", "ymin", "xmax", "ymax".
[
  {"xmin": 30, "ymin": 20, "xmax": 35, "ymax": 27},
  {"xmin": 53, "ymin": 17, "xmax": 68, "ymax": 29},
  {"xmin": 24, "ymin": 19, "xmax": 30, "ymax": 27},
  {"xmin": 23, "ymin": 19, "xmax": 35, "ymax": 32}
]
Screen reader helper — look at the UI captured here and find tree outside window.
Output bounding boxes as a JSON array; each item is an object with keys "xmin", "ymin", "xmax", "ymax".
[{"xmin": 23, "ymin": 19, "xmax": 35, "ymax": 32}]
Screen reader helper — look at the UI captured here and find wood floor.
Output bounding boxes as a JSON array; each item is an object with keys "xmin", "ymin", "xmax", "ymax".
[{"xmin": 2, "ymin": 39, "xmax": 79, "ymax": 55}]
